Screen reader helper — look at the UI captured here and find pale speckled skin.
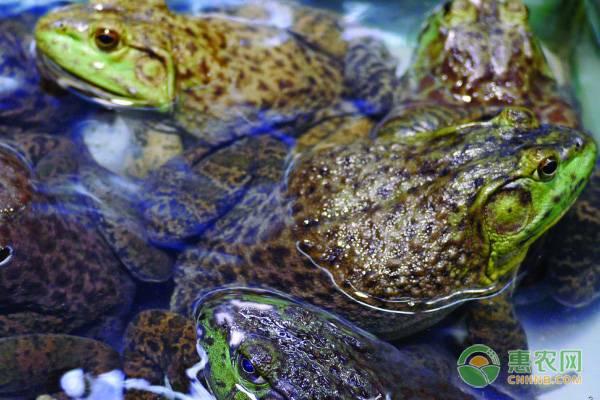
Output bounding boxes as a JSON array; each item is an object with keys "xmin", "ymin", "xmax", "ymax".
[
  {"xmin": 122, "ymin": 289, "xmax": 475, "ymax": 400},
  {"xmin": 160, "ymin": 110, "xmax": 595, "ymax": 338},
  {"xmin": 376, "ymin": 0, "xmax": 580, "ymax": 141},
  {"xmin": 0, "ymin": 137, "xmax": 136, "ymax": 338},
  {"xmin": 34, "ymin": 0, "xmax": 396, "ymax": 145}
]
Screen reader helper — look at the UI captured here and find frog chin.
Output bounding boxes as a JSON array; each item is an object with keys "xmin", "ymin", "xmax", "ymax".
[{"xmin": 36, "ymin": 51, "xmax": 172, "ymax": 112}]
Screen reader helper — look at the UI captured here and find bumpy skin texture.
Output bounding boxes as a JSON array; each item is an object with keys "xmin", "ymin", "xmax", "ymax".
[
  {"xmin": 0, "ymin": 334, "xmax": 121, "ymax": 398},
  {"xmin": 0, "ymin": 14, "xmax": 83, "ymax": 132},
  {"xmin": 163, "ymin": 109, "xmax": 596, "ymax": 337},
  {"xmin": 376, "ymin": 0, "xmax": 580, "ymax": 141},
  {"xmin": 0, "ymin": 137, "xmax": 136, "ymax": 337},
  {"xmin": 123, "ymin": 289, "xmax": 473, "ymax": 400},
  {"xmin": 196, "ymin": 289, "xmax": 473, "ymax": 400},
  {"xmin": 123, "ymin": 310, "xmax": 198, "ymax": 400},
  {"xmin": 34, "ymin": 0, "xmax": 395, "ymax": 145}
]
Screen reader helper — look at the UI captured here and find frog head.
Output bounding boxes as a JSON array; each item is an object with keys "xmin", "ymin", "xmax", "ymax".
[
  {"xmin": 194, "ymin": 288, "xmax": 391, "ymax": 399},
  {"xmin": 34, "ymin": 0, "xmax": 175, "ymax": 111},
  {"xmin": 473, "ymin": 109, "xmax": 597, "ymax": 282},
  {"xmin": 410, "ymin": 0, "xmax": 553, "ymax": 105}
]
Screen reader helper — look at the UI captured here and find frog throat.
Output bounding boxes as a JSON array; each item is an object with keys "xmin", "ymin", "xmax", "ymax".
[{"xmin": 477, "ymin": 140, "xmax": 597, "ymax": 284}]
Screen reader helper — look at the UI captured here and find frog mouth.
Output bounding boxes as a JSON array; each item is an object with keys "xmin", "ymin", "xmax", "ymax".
[{"xmin": 36, "ymin": 51, "xmax": 161, "ymax": 111}]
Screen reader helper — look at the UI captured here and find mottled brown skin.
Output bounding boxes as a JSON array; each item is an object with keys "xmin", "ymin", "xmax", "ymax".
[
  {"xmin": 78, "ymin": 166, "xmax": 175, "ymax": 282},
  {"xmin": 35, "ymin": 0, "xmax": 396, "ymax": 145},
  {"xmin": 123, "ymin": 310, "xmax": 198, "ymax": 400},
  {"xmin": 159, "ymin": 110, "xmax": 594, "ymax": 338},
  {"xmin": 0, "ymin": 14, "xmax": 84, "ymax": 132},
  {"xmin": 377, "ymin": 0, "xmax": 580, "ymax": 141},
  {"xmin": 0, "ymin": 127, "xmax": 175, "ymax": 283},
  {"xmin": 0, "ymin": 138, "xmax": 136, "ymax": 337},
  {"xmin": 0, "ymin": 334, "xmax": 121, "ymax": 398}
]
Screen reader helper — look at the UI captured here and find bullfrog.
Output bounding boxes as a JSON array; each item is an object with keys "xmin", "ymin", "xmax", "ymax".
[
  {"xmin": 34, "ymin": 0, "xmax": 396, "ymax": 145},
  {"xmin": 0, "ymin": 12, "xmax": 84, "ymax": 132},
  {"xmin": 0, "ymin": 135, "xmax": 136, "ymax": 337},
  {"xmin": 0, "ymin": 127, "xmax": 174, "ymax": 283},
  {"xmin": 122, "ymin": 288, "xmax": 475, "ymax": 399},
  {"xmin": 141, "ymin": 106, "xmax": 596, "ymax": 339},
  {"xmin": 375, "ymin": 0, "xmax": 581, "ymax": 142}
]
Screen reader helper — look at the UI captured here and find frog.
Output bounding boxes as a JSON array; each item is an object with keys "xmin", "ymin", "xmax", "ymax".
[
  {"xmin": 374, "ymin": 0, "xmax": 581, "ymax": 143},
  {"xmin": 0, "ymin": 334, "xmax": 120, "ymax": 399},
  {"xmin": 0, "ymin": 12, "xmax": 85, "ymax": 133},
  {"xmin": 122, "ymin": 288, "xmax": 476, "ymax": 400},
  {"xmin": 0, "ymin": 134, "xmax": 137, "ymax": 338},
  {"xmin": 0, "ymin": 126, "xmax": 175, "ymax": 283},
  {"xmin": 33, "ymin": 0, "xmax": 396, "ymax": 146},
  {"xmin": 139, "ymin": 105, "xmax": 596, "ymax": 340}
]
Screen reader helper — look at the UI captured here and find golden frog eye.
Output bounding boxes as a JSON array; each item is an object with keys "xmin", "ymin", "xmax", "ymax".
[
  {"xmin": 537, "ymin": 157, "xmax": 558, "ymax": 181},
  {"xmin": 94, "ymin": 28, "xmax": 120, "ymax": 51}
]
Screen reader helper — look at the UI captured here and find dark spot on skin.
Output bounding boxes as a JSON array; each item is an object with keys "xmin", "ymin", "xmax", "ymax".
[
  {"xmin": 203, "ymin": 337, "xmax": 214, "ymax": 346},
  {"xmin": 553, "ymin": 195, "xmax": 561, "ymax": 204}
]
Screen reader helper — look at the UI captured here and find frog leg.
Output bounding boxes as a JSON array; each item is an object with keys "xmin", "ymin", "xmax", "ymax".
[
  {"xmin": 466, "ymin": 290, "xmax": 526, "ymax": 358},
  {"xmin": 78, "ymin": 167, "xmax": 174, "ymax": 283},
  {"xmin": 343, "ymin": 37, "xmax": 397, "ymax": 116},
  {"xmin": 0, "ymin": 133, "xmax": 83, "ymax": 179},
  {"xmin": 0, "ymin": 334, "xmax": 120, "ymax": 398},
  {"xmin": 465, "ymin": 290, "xmax": 535, "ymax": 397},
  {"xmin": 542, "ymin": 164, "xmax": 600, "ymax": 307},
  {"xmin": 371, "ymin": 102, "xmax": 488, "ymax": 141},
  {"xmin": 200, "ymin": 0, "xmax": 347, "ymax": 58},
  {"xmin": 142, "ymin": 135, "xmax": 289, "ymax": 247},
  {"xmin": 123, "ymin": 310, "xmax": 198, "ymax": 398}
]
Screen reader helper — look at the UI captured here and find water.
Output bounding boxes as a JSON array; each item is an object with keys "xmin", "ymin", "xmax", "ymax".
[{"xmin": 0, "ymin": 0, "xmax": 598, "ymax": 399}]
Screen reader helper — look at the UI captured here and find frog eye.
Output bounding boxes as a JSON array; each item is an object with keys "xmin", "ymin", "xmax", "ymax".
[
  {"xmin": 537, "ymin": 157, "xmax": 558, "ymax": 181},
  {"xmin": 94, "ymin": 28, "xmax": 120, "ymax": 51},
  {"xmin": 0, "ymin": 246, "xmax": 12, "ymax": 266},
  {"xmin": 238, "ymin": 356, "xmax": 266, "ymax": 385}
]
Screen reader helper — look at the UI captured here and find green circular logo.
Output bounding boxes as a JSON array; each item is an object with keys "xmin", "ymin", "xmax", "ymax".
[{"xmin": 457, "ymin": 344, "xmax": 501, "ymax": 388}]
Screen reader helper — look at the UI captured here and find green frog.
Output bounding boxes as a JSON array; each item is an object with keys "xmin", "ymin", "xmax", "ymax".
[
  {"xmin": 34, "ymin": 0, "xmax": 396, "ymax": 145},
  {"xmin": 376, "ymin": 0, "xmax": 581, "ymax": 142},
  {"xmin": 142, "ymin": 107, "xmax": 596, "ymax": 339},
  {"xmin": 123, "ymin": 288, "xmax": 475, "ymax": 400}
]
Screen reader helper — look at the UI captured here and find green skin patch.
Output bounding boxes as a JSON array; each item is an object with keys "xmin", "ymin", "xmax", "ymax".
[
  {"xmin": 197, "ymin": 293, "xmax": 286, "ymax": 399},
  {"xmin": 34, "ymin": 5, "xmax": 175, "ymax": 110}
]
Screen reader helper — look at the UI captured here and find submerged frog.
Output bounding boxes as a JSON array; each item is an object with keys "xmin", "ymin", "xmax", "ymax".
[
  {"xmin": 34, "ymin": 0, "xmax": 395, "ymax": 145},
  {"xmin": 376, "ymin": 0, "xmax": 580, "ymax": 141},
  {"xmin": 0, "ymin": 128, "xmax": 174, "ymax": 283},
  {"xmin": 143, "ymin": 107, "xmax": 596, "ymax": 338},
  {"xmin": 123, "ymin": 288, "xmax": 475, "ymax": 399},
  {"xmin": 0, "ymin": 137, "xmax": 135, "ymax": 337},
  {"xmin": 0, "ymin": 13, "xmax": 84, "ymax": 132}
]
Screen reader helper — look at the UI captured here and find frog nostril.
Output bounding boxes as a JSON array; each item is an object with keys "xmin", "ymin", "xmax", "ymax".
[{"xmin": 0, "ymin": 246, "xmax": 13, "ymax": 266}]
